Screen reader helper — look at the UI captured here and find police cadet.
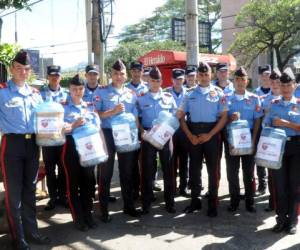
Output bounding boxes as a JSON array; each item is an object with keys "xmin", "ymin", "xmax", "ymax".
[
  {"xmin": 214, "ymin": 62, "xmax": 234, "ymax": 95},
  {"xmin": 184, "ymin": 65, "xmax": 198, "ymax": 89},
  {"xmin": 0, "ymin": 50, "xmax": 51, "ymax": 249},
  {"xmin": 126, "ymin": 61, "xmax": 149, "ymax": 199},
  {"xmin": 226, "ymin": 67, "xmax": 263, "ymax": 213},
  {"xmin": 178, "ymin": 62, "xmax": 227, "ymax": 217},
  {"xmin": 39, "ymin": 65, "xmax": 69, "ymax": 211},
  {"xmin": 95, "ymin": 59, "xmax": 141, "ymax": 222},
  {"xmin": 254, "ymin": 64, "xmax": 272, "ymax": 196},
  {"xmin": 83, "ymin": 64, "xmax": 100, "ymax": 103},
  {"xmin": 62, "ymin": 74, "xmax": 99, "ymax": 232},
  {"xmin": 261, "ymin": 68, "xmax": 282, "ymax": 212},
  {"xmin": 138, "ymin": 66, "xmax": 177, "ymax": 214},
  {"xmin": 264, "ymin": 68, "xmax": 300, "ymax": 235},
  {"xmin": 165, "ymin": 68, "xmax": 189, "ymax": 197}
]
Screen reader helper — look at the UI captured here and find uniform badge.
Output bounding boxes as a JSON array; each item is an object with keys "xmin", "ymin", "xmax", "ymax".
[
  {"xmin": 221, "ymin": 96, "xmax": 226, "ymax": 105},
  {"xmin": 210, "ymin": 90, "xmax": 216, "ymax": 97},
  {"xmin": 94, "ymin": 96, "xmax": 100, "ymax": 102},
  {"xmin": 255, "ymin": 105, "xmax": 261, "ymax": 112}
]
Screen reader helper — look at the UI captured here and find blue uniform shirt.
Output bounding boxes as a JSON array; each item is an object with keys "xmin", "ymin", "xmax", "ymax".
[
  {"xmin": 125, "ymin": 81, "xmax": 149, "ymax": 97},
  {"xmin": 164, "ymin": 86, "xmax": 186, "ymax": 108},
  {"xmin": 82, "ymin": 84, "xmax": 101, "ymax": 104},
  {"xmin": 213, "ymin": 79, "xmax": 235, "ymax": 95},
  {"xmin": 226, "ymin": 90, "xmax": 263, "ymax": 129},
  {"xmin": 180, "ymin": 84, "xmax": 227, "ymax": 123},
  {"xmin": 261, "ymin": 93, "xmax": 281, "ymax": 115},
  {"xmin": 264, "ymin": 96, "xmax": 300, "ymax": 136},
  {"xmin": 0, "ymin": 80, "xmax": 43, "ymax": 134},
  {"xmin": 63, "ymin": 99, "xmax": 100, "ymax": 135},
  {"xmin": 95, "ymin": 84, "xmax": 138, "ymax": 129},
  {"xmin": 294, "ymin": 84, "xmax": 300, "ymax": 98},
  {"xmin": 137, "ymin": 89, "xmax": 177, "ymax": 129},
  {"xmin": 255, "ymin": 86, "xmax": 271, "ymax": 96},
  {"xmin": 39, "ymin": 84, "xmax": 69, "ymax": 104}
]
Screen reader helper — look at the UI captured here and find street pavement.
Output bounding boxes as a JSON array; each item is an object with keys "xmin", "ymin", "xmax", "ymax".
[{"xmin": 1, "ymin": 155, "xmax": 300, "ymax": 250}]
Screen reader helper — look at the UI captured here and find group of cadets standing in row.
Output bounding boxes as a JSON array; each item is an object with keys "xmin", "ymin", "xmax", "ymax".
[{"xmin": 1, "ymin": 50, "xmax": 300, "ymax": 250}]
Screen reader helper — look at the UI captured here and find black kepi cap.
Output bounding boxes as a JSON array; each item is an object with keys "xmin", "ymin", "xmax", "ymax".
[
  {"xmin": 112, "ymin": 59, "xmax": 126, "ymax": 71},
  {"xmin": 280, "ymin": 67, "xmax": 295, "ymax": 84},
  {"xmin": 269, "ymin": 68, "xmax": 281, "ymax": 80},
  {"xmin": 172, "ymin": 68, "xmax": 185, "ymax": 79},
  {"xmin": 130, "ymin": 61, "xmax": 143, "ymax": 70},
  {"xmin": 149, "ymin": 66, "xmax": 162, "ymax": 80},
  {"xmin": 70, "ymin": 74, "xmax": 85, "ymax": 86},
  {"xmin": 234, "ymin": 66, "xmax": 248, "ymax": 77},
  {"xmin": 12, "ymin": 50, "xmax": 31, "ymax": 66},
  {"xmin": 85, "ymin": 64, "xmax": 99, "ymax": 74},
  {"xmin": 198, "ymin": 61, "xmax": 211, "ymax": 73}
]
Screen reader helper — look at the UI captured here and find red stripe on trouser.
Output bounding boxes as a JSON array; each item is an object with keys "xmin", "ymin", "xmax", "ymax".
[
  {"xmin": 61, "ymin": 142, "xmax": 76, "ymax": 221},
  {"xmin": 0, "ymin": 136, "xmax": 17, "ymax": 240},
  {"xmin": 214, "ymin": 133, "xmax": 221, "ymax": 207}
]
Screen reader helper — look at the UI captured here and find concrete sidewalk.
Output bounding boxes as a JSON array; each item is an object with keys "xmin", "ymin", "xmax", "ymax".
[{"xmin": 1, "ymin": 157, "xmax": 300, "ymax": 250}]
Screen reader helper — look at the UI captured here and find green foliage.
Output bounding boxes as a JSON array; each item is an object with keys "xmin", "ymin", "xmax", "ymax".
[
  {"xmin": 119, "ymin": 0, "xmax": 221, "ymax": 53},
  {"xmin": 229, "ymin": 0, "xmax": 300, "ymax": 70},
  {"xmin": 105, "ymin": 40, "xmax": 185, "ymax": 75},
  {"xmin": 0, "ymin": 43, "xmax": 20, "ymax": 68},
  {"xmin": 0, "ymin": 0, "xmax": 30, "ymax": 10}
]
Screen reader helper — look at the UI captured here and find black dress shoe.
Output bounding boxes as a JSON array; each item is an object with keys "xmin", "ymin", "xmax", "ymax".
[
  {"xmin": 246, "ymin": 205, "xmax": 256, "ymax": 213},
  {"xmin": 141, "ymin": 207, "xmax": 150, "ymax": 215},
  {"xmin": 227, "ymin": 204, "xmax": 238, "ymax": 212},
  {"xmin": 44, "ymin": 199, "xmax": 56, "ymax": 211},
  {"xmin": 108, "ymin": 196, "xmax": 117, "ymax": 202},
  {"xmin": 12, "ymin": 239, "xmax": 30, "ymax": 250},
  {"xmin": 183, "ymin": 198, "xmax": 202, "ymax": 213},
  {"xmin": 75, "ymin": 221, "xmax": 89, "ymax": 232},
  {"xmin": 179, "ymin": 189, "xmax": 190, "ymax": 198},
  {"xmin": 165, "ymin": 206, "xmax": 176, "ymax": 214},
  {"xmin": 207, "ymin": 208, "xmax": 218, "ymax": 217},
  {"xmin": 286, "ymin": 224, "xmax": 297, "ymax": 235},
  {"xmin": 272, "ymin": 222, "xmax": 287, "ymax": 233},
  {"xmin": 264, "ymin": 206, "xmax": 274, "ymax": 212},
  {"xmin": 153, "ymin": 183, "xmax": 162, "ymax": 192},
  {"xmin": 85, "ymin": 215, "xmax": 98, "ymax": 229},
  {"xmin": 123, "ymin": 207, "xmax": 141, "ymax": 217},
  {"xmin": 255, "ymin": 189, "xmax": 266, "ymax": 196},
  {"xmin": 100, "ymin": 208, "xmax": 112, "ymax": 223},
  {"xmin": 26, "ymin": 233, "xmax": 51, "ymax": 245}
]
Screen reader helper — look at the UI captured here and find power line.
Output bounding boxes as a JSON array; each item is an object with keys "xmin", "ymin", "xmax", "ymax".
[
  {"xmin": 0, "ymin": 0, "xmax": 46, "ymax": 18},
  {"xmin": 28, "ymin": 40, "xmax": 87, "ymax": 49}
]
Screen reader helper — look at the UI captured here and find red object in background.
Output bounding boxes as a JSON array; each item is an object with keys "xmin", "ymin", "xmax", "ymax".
[
  {"xmin": 139, "ymin": 50, "xmax": 237, "ymax": 87},
  {"xmin": 37, "ymin": 166, "xmax": 46, "ymax": 182}
]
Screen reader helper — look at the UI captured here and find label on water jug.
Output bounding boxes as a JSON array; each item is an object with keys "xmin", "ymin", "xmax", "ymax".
[
  {"xmin": 151, "ymin": 123, "xmax": 175, "ymax": 146},
  {"xmin": 112, "ymin": 124, "xmax": 132, "ymax": 146},
  {"xmin": 256, "ymin": 136, "xmax": 282, "ymax": 162},
  {"xmin": 232, "ymin": 128, "xmax": 252, "ymax": 149},
  {"xmin": 37, "ymin": 116, "xmax": 62, "ymax": 134},
  {"xmin": 77, "ymin": 133, "xmax": 106, "ymax": 162}
]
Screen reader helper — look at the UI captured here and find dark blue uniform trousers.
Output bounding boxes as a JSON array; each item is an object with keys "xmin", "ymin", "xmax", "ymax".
[
  {"xmin": 62, "ymin": 135, "xmax": 96, "ymax": 224},
  {"xmin": 1, "ymin": 134, "xmax": 39, "ymax": 241},
  {"xmin": 98, "ymin": 128, "xmax": 136, "ymax": 210},
  {"xmin": 42, "ymin": 145, "xmax": 66, "ymax": 202},
  {"xmin": 141, "ymin": 140, "xmax": 175, "ymax": 210},
  {"xmin": 272, "ymin": 140, "xmax": 300, "ymax": 225}
]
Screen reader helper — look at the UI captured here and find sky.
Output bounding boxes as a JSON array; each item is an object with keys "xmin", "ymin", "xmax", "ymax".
[{"xmin": 0, "ymin": 0, "xmax": 165, "ymax": 68}]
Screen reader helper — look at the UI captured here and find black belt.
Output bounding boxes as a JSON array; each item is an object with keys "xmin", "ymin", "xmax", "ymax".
[
  {"xmin": 5, "ymin": 133, "xmax": 35, "ymax": 140},
  {"xmin": 286, "ymin": 136, "xmax": 300, "ymax": 142},
  {"xmin": 189, "ymin": 122, "xmax": 216, "ymax": 129}
]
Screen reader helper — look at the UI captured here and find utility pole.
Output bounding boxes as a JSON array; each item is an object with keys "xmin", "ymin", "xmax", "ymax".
[
  {"xmin": 85, "ymin": 0, "xmax": 93, "ymax": 64},
  {"xmin": 185, "ymin": 0, "xmax": 199, "ymax": 67},
  {"xmin": 92, "ymin": 0, "xmax": 100, "ymax": 66},
  {"xmin": 0, "ymin": 18, "xmax": 3, "ymax": 43},
  {"xmin": 14, "ymin": 13, "xmax": 18, "ymax": 43},
  {"xmin": 98, "ymin": 0, "xmax": 105, "ymax": 83}
]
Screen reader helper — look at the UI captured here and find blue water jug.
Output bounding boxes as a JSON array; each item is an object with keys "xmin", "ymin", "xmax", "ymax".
[
  {"xmin": 143, "ymin": 110, "xmax": 179, "ymax": 149},
  {"xmin": 111, "ymin": 112, "xmax": 140, "ymax": 153},
  {"xmin": 227, "ymin": 120, "xmax": 252, "ymax": 155},
  {"xmin": 34, "ymin": 97, "xmax": 65, "ymax": 146},
  {"xmin": 255, "ymin": 127, "xmax": 286, "ymax": 169},
  {"xmin": 72, "ymin": 123, "xmax": 108, "ymax": 167}
]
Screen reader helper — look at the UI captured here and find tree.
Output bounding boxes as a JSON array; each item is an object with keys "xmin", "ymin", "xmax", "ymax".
[
  {"xmin": 118, "ymin": 0, "xmax": 221, "ymax": 53},
  {"xmin": 105, "ymin": 39, "xmax": 185, "ymax": 74},
  {"xmin": 229, "ymin": 0, "xmax": 300, "ymax": 70},
  {"xmin": 0, "ymin": 0, "xmax": 30, "ymax": 10}
]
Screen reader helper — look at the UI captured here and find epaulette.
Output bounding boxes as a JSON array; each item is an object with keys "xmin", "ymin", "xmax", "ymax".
[
  {"xmin": 31, "ymin": 87, "xmax": 40, "ymax": 94},
  {"xmin": 271, "ymin": 99, "xmax": 280, "ymax": 104},
  {"xmin": 259, "ymin": 94, "xmax": 268, "ymax": 100},
  {"xmin": 163, "ymin": 92, "xmax": 172, "ymax": 97},
  {"xmin": 163, "ymin": 87, "xmax": 172, "ymax": 92},
  {"xmin": 0, "ymin": 82, "xmax": 8, "ymax": 89},
  {"xmin": 187, "ymin": 86, "xmax": 196, "ymax": 92}
]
